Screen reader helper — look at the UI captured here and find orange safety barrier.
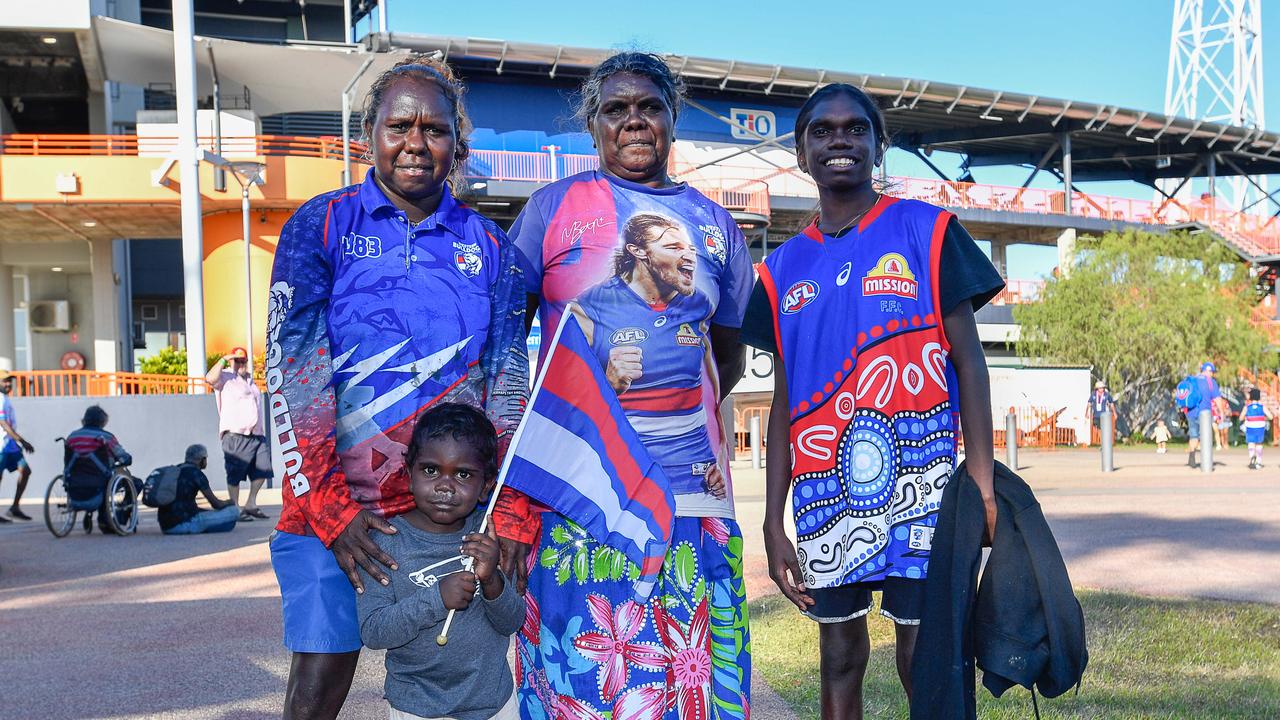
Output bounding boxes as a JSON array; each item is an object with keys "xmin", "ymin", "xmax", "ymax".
[
  {"xmin": 734, "ymin": 405, "xmax": 770, "ymax": 456},
  {"xmin": 0, "ymin": 133, "xmax": 369, "ymax": 160},
  {"xmin": 993, "ymin": 406, "xmax": 1074, "ymax": 449},
  {"xmin": 8, "ymin": 370, "xmax": 210, "ymax": 397},
  {"xmin": 9, "ymin": 134, "xmax": 1280, "ymax": 254}
]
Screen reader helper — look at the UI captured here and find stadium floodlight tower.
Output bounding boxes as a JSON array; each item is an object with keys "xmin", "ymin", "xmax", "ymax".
[{"xmin": 1165, "ymin": 0, "xmax": 1265, "ymax": 211}]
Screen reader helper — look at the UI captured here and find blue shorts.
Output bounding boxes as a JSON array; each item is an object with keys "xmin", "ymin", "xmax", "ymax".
[
  {"xmin": 269, "ymin": 531, "xmax": 362, "ymax": 653},
  {"xmin": 1187, "ymin": 410, "xmax": 1209, "ymax": 439},
  {"xmin": 0, "ymin": 449, "xmax": 27, "ymax": 473},
  {"xmin": 1246, "ymin": 427, "xmax": 1266, "ymax": 445}
]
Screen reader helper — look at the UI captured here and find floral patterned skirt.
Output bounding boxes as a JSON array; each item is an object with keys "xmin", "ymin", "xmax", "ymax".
[{"xmin": 515, "ymin": 514, "xmax": 751, "ymax": 720}]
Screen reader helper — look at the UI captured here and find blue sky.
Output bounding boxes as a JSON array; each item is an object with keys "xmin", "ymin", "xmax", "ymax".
[{"xmin": 386, "ymin": 1, "xmax": 1278, "ymax": 277}]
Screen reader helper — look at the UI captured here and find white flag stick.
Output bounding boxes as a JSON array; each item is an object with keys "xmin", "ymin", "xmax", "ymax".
[{"xmin": 435, "ymin": 315, "xmax": 575, "ymax": 646}]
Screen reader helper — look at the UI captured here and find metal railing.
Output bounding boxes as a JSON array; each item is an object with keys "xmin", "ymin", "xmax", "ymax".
[
  {"xmin": 8, "ymin": 134, "xmax": 1280, "ymax": 253},
  {"xmin": 8, "ymin": 370, "xmax": 211, "ymax": 397},
  {"xmin": 0, "ymin": 133, "xmax": 366, "ymax": 161}
]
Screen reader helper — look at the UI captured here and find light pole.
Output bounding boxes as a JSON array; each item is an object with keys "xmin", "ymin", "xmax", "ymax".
[{"xmin": 222, "ymin": 160, "xmax": 266, "ymax": 377}]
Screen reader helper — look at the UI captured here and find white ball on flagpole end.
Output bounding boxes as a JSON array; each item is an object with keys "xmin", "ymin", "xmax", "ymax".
[{"xmin": 436, "ymin": 634, "xmax": 448, "ymax": 646}]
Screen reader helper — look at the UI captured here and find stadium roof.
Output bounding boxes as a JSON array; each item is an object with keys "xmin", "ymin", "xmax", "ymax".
[{"xmin": 378, "ymin": 34, "xmax": 1280, "ymax": 187}]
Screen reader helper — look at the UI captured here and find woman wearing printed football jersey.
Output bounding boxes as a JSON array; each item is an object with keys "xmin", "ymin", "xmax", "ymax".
[
  {"xmin": 740, "ymin": 84, "xmax": 1003, "ymax": 719},
  {"xmin": 265, "ymin": 56, "xmax": 529, "ymax": 720},
  {"xmin": 495, "ymin": 52, "xmax": 753, "ymax": 720}
]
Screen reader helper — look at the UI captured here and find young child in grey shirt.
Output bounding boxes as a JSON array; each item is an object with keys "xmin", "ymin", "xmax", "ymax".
[{"xmin": 356, "ymin": 403, "xmax": 524, "ymax": 720}]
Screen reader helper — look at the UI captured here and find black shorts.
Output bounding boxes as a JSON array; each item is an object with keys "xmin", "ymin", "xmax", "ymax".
[
  {"xmin": 222, "ymin": 433, "xmax": 273, "ymax": 484},
  {"xmin": 803, "ymin": 577, "xmax": 926, "ymax": 626}
]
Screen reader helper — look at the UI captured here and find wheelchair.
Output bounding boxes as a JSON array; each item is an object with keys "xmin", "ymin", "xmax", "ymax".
[{"xmin": 43, "ymin": 436, "xmax": 139, "ymax": 538}]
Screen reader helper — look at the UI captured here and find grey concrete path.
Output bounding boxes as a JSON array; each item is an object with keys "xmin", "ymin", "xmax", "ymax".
[{"xmin": 1, "ymin": 445, "xmax": 1276, "ymax": 718}]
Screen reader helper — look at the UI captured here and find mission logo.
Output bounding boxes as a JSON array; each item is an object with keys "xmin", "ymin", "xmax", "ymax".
[{"xmin": 862, "ymin": 253, "xmax": 918, "ymax": 300}]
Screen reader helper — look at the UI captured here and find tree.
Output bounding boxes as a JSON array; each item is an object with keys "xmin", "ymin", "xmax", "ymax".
[{"xmin": 1013, "ymin": 229, "xmax": 1274, "ymax": 437}]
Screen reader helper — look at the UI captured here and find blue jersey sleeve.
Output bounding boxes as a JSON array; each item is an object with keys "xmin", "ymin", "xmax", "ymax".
[
  {"xmin": 509, "ymin": 194, "xmax": 549, "ymax": 294},
  {"xmin": 712, "ymin": 221, "xmax": 753, "ymax": 329},
  {"xmin": 479, "ymin": 221, "xmax": 531, "ymax": 458},
  {"xmin": 266, "ymin": 193, "xmax": 364, "ymax": 546}
]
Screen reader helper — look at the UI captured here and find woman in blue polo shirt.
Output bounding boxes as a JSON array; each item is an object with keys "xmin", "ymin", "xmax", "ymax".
[{"xmin": 265, "ymin": 56, "xmax": 529, "ymax": 719}]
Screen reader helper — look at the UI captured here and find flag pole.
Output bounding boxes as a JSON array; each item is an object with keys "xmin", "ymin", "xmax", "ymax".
[{"xmin": 436, "ymin": 313, "xmax": 575, "ymax": 646}]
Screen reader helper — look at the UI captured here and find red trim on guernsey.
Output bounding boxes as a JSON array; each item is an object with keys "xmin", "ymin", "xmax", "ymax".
[
  {"xmin": 620, "ymin": 384, "xmax": 703, "ymax": 413},
  {"xmin": 323, "ymin": 189, "xmax": 359, "ymax": 248},
  {"xmin": 801, "ymin": 221, "xmax": 824, "ymax": 243},
  {"xmin": 541, "ymin": 347, "xmax": 674, "ymax": 535},
  {"xmin": 757, "ymin": 262, "xmax": 785, "ymax": 366},
  {"xmin": 484, "ymin": 230, "xmax": 500, "ymax": 251},
  {"xmin": 858, "ymin": 194, "xmax": 898, "ymax": 232},
  {"xmin": 930, "ymin": 210, "xmax": 953, "ymax": 352}
]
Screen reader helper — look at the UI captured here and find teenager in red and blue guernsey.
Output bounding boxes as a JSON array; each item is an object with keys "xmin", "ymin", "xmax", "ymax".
[
  {"xmin": 494, "ymin": 53, "xmax": 753, "ymax": 720},
  {"xmin": 739, "ymin": 84, "xmax": 1003, "ymax": 719},
  {"xmin": 265, "ymin": 56, "xmax": 528, "ymax": 719}
]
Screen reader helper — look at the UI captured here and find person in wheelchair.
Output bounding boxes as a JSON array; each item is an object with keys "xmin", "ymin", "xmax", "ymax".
[{"xmin": 64, "ymin": 405, "xmax": 133, "ymax": 534}]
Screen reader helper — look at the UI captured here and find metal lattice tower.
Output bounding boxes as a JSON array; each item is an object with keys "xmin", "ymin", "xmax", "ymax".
[{"xmin": 1165, "ymin": 0, "xmax": 1265, "ymax": 209}]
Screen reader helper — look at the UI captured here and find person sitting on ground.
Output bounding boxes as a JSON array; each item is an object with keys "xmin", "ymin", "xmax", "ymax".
[
  {"xmin": 1151, "ymin": 419, "xmax": 1171, "ymax": 454},
  {"xmin": 64, "ymin": 405, "xmax": 133, "ymax": 534},
  {"xmin": 159, "ymin": 444, "xmax": 239, "ymax": 535},
  {"xmin": 356, "ymin": 403, "xmax": 522, "ymax": 720}
]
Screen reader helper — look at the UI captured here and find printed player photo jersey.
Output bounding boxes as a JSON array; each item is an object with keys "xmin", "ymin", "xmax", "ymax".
[
  {"xmin": 266, "ymin": 170, "xmax": 528, "ymax": 545},
  {"xmin": 512, "ymin": 170, "xmax": 752, "ymax": 518},
  {"xmin": 758, "ymin": 197, "xmax": 961, "ymax": 589}
]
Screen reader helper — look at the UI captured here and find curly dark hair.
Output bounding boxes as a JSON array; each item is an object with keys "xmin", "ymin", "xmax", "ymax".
[
  {"xmin": 574, "ymin": 51, "xmax": 686, "ymax": 129},
  {"xmin": 405, "ymin": 403, "xmax": 498, "ymax": 478},
  {"xmin": 360, "ymin": 53, "xmax": 473, "ymax": 191}
]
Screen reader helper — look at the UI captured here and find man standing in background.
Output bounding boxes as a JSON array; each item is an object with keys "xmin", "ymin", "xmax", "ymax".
[
  {"xmin": 206, "ymin": 348, "xmax": 272, "ymax": 521},
  {"xmin": 0, "ymin": 369, "xmax": 34, "ymax": 522}
]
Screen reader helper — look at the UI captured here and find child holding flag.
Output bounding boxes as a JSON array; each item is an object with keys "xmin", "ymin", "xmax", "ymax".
[
  {"xmin": 356, "ymin": 404, "xmax": 523, "ymax": 720},
  {"xmin": 741, "ymin": 83, "xmax": 1003, "ymax": 717}
]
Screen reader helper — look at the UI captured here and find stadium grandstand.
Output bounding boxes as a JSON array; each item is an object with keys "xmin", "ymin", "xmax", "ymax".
[{"xmin": 2, "ymin": 1, "xmax": 1279, "ymax": 444}]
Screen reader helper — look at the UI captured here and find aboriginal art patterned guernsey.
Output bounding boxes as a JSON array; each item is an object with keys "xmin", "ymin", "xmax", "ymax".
[
  {"xmin": 512, "ymin": 170, "xmax": 753, "ymax": 519},
  {"xmin": 266, "ymin": 169, "xmax": 529, "ymax": 545},
  {"xmin": 507, "ymin": 172, "xmax": 752, "ymax": 720},
  {"xmin": 758, "ymin": 196, "xmax": 959, "ymax": 590}
]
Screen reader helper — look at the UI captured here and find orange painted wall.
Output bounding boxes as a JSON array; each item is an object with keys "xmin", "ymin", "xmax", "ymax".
[{"xmin": 201, "ymin": 209, "xmax": 290, "ymax": 356}]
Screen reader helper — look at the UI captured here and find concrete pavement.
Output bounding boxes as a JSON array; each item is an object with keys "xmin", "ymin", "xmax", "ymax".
[{"xmin": 1, "ymin": 445, "xmax": 1277, "ymax": 718}]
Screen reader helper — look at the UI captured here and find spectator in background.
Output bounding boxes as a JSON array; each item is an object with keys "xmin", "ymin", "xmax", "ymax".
[
  {"xmin": 1085, "ymin": 380, "xmax": 1117, "ymax": 445},
  {"xmin": 1185, "ymin": 362, "xmax": 1222, "ymax": 468},
  {"xmin": 205, "ymin": 347, "xmax": 272, "ymax": 522},
  {"xmin": 160, "ymin": 444, "xmax": 239, "ymax": 535},
  {"xmin": 1151, "ymin": 419, "xmax": 1171, "ymax": 454},
  {"xmin": 0, "ymin": 369, "xmax": 35, "ymax": 522},
  {"xmin": 1212, "ymin": 395, "xmax": 1231, "ymax": 451},
  {"xmin": 64, "ymin": 405, "xmax": 132, "ymax": 534}
]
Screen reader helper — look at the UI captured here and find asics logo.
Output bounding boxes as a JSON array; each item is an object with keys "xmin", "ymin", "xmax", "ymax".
[
  {"xmin": 341, "ymin": 233, "xmax": 383, "ymax": 259},
  {"xmin": 836, "ymin": 262, "xmax": 853, "ymax": 287}
]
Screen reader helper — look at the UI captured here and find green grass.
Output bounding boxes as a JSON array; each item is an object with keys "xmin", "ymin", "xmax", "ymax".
[{"xmin": 751, "ymin": 590, "xmax": 1280, "ymax": 719}]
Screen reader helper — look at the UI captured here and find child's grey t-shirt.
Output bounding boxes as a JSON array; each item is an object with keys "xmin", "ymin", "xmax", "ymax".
[{"xmin": 356, "ymin": 513, "xmax": 523, "ymax": 720}]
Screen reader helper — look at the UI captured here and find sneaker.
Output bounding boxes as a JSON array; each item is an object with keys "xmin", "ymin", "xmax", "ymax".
[
  {"xmin": 83, "ymin": 514, "xmax": 93, "ymax": 534},
  {"xmin": 7, "ymin": 507, "xmax": 31, "ymax": 521},
  {"xmin": 0, "ymin": 514, "xmax": 11, "ymax": 524}
]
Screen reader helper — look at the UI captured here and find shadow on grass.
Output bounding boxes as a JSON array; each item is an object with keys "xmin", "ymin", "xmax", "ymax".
[{"xmin": 751, "ymin": 590, "xmax": 1280, "ymax": 720}]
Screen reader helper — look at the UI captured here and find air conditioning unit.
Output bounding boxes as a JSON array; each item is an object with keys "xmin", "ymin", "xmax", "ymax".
[{"xmin": 30, "ymin": 300, "xmax": 70, "ymax": 332}]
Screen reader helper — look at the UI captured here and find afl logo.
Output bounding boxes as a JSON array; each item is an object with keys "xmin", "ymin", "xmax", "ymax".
[
  {"xmin": 781, "ymin": 280, "xmax": 820, "ymax": 314},
  {"xmin": 610, "ymin": 327, "xmax": 648, "ymax": 345},
  {"xmin": 862, "ymin": 253, "xmax": 918, "ymax": 299}
]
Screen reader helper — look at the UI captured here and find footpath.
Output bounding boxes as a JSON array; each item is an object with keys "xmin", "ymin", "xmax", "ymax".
[{"xmin": 0, "ymin": 446, "xmax": 1275, "ymax": 718}]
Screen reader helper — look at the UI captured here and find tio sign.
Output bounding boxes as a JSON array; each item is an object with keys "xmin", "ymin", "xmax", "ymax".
[{"xmin": 730, "ymin": 108, "xmax": 777, "ymax": 141}]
